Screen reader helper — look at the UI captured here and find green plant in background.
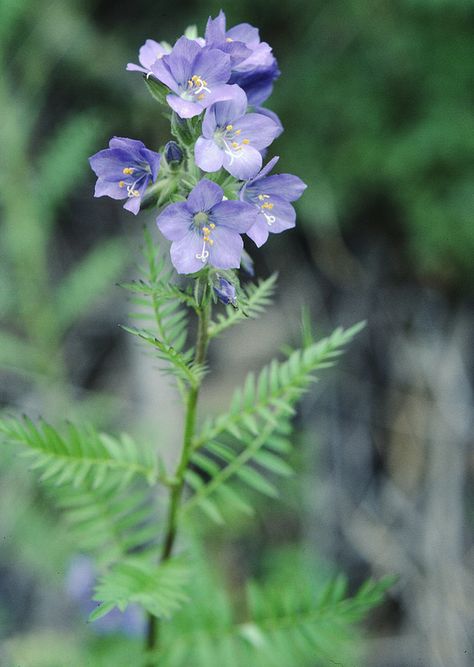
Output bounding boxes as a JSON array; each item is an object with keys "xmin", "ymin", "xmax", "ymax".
[
  {"xmin": 0, "ymin": 9, "xmax": 394, "ymax": 666},
  {"xmin": 0, "ymin": 0, "xmax": 128, "ymax": 417}
]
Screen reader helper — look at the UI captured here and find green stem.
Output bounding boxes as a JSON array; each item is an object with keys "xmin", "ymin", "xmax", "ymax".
[{"xmin": 145, "ymin": 274, "xmax": 211, "ymax": 659}]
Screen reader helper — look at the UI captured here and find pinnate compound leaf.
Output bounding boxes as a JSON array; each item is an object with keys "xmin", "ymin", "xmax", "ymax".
[
  {"xmin": 0, "ymin": 417, "xmax": 159, "ymax": 487},
  {"xmin": 91, "ymin": 555, "xmax": 191, "ymax": 622}
]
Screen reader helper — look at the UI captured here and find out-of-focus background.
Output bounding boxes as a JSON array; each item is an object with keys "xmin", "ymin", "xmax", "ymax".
[{"xmin": 0, "ymin": 0, "xmax": 473, "ymax": 665}]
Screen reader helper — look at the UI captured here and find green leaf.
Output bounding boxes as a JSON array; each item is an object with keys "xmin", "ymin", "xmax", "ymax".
[
  {"xmin": 0, "ymin": 417, "xmax": 159, "ymax": 487},
  {"xmin": 92, "ymin": 555, "xmax": 190, "ymax": 621},
  {"xmin": 184, "ymin": 324, "xmax": 364, "ymax": 521},
  {"xmin": 208, "ymin": 274, "xmax": 278, "ymax": 339},
  {"xmin": 144, "ymin": 76, "xmax": 169, "ymax": 105},
  {"xmin": 52, "ymin": 475, "xmax": 158, "ymax": 565}
]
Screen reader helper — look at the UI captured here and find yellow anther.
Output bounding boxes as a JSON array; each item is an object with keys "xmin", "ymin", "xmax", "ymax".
[
  {"xmin": 235, "ymin": 129, "xmax": 241, "ymax": 135},
  {"xmin": 202, "ymin": 226, "xmax": 210, "ymax": 234},
  {"xmin": 226, "ymin": 37, "xmax": 233, "ymax": 42},
  {"xmin": 262, "ymin": 202, "xmax": 274, "ymax": 210},
  {"xmin": 203, "ymin": 236, "xmax": 210, "ymax": 242},
  {"xmin": 132, "ymin": 189, "xmax": 140, "ymax": 197},
  {"xmin": 231, "ymin": 141, "xmax": 240, "ymax": 148},
  {"xmin": 209, "ymin": 222, "xmax": 216, "ymax": 229},
  {"xmin": 197, "ymin": 94, "xmax": 205, "ymax": 100},
  {"xmin": 208, "ymin": 239, "xmax": 214, "ymax": 245},
  {"xmin": 226, "ymin": 124, "xmax": 233, "ymax": 131},
  {"xmin": 122, "ymin": 167, "xmax": 134, "ymax": 175},
  {"xmin": 242, "ymin": 138, "xmax": 250, "ymax": 144},
  {"xmin": 119, "ymin": 180, "xmax": 125, "ymax": 188}
]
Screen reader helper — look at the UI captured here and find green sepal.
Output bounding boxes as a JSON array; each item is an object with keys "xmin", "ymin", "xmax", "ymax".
[{"xmin": 144, "ymin": 76, "xmax": 169, "ymax": 105}]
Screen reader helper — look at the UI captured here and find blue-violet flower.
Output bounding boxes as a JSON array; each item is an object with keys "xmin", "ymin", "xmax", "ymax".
[
  {"xmin": 150, "ymin": 36, "xmax": 237, "ymax": 119},
  {"xmin": 156, "ymin": 179, "xmax": 257, "ymax": 274},
  {"xmin": 194, "ymin": 86, "xmax": 281, "ymax": 179},
  {"xmin": 205, "ymin": 10, "xmax": 280, "ymax": 106},
  {"xmin": 240, "ymin": 156, "xmax": 307, "ymax": 247},
  {"xmin": 89, "ymin": 137, "xmax": 161, "ymax": 215}
]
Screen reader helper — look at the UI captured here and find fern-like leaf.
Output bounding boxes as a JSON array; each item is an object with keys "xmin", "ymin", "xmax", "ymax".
[
  {"xmin": 152, "ymin": 558, "xmax": 394, "ymax": 667},
  {"xmin": 0, "ymin": 417, "xmax": 160, "ymax": 487},
  {"xmin": 51, "ymin": 475, "xmax": 158, "ymax": 566},
  {"xmin": 121, "ymin": 325, "xmax": 206, "ymax": 388},
  {"xmin": 91, "ymin": 555, "xmax": 190, "ymax": 622},
  {"xmin": 208, "ymin": 273, "xmax": 277, "ymax": 339},
  {"xmin": 183, "ymin": 323, "xmax": 365, "ymax": 521}
]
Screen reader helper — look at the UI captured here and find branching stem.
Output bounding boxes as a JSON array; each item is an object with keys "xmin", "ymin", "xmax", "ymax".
[{"xmin": 145, "ymin": 273, "xmax": 210, "ymax": 660}]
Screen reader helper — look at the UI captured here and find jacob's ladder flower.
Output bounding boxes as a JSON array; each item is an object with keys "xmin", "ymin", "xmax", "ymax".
[
  {"xmin": 89, "ymin": 137, "xmax": 161, "ymax": 215},
  {"xmin": 195, "ymin": 86, "xmax": 281, "ymax": 180},
  {"xmin": 240, "ymin": 156, "xmax": 307, "ymax": 247},
  {"xmin": 156, "ymin": 179, "xmax": 257, "ymax": 274}
]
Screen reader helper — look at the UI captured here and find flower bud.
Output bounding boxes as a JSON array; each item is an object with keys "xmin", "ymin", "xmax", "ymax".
[
  {"xmin": 164, "ymin": 140, "xmax": 183, "ymax": 165},
  {"xmin": 213, "ymin": 277, "xmax": 237, "ymax": 306}
]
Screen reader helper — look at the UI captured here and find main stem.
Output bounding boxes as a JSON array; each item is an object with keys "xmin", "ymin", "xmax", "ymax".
[{"xmin": 146, "ymin": 276, "xmax": 210, "ymax": 658}]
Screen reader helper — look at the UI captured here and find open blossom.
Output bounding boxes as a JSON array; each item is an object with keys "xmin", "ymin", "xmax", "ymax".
[
  {"xmin": 126, "ymin": 39, "xmax": 170, "ymax": 75},
  {"xmin": 89, "ymin": 137, "xmax": 161, "ymax": 215},
  {"xmin": 150, "ymin": 36, "xmax": 237, "ymax": 119},
  {"xmin": 240, "ymin": 156, "xmax": 307, "ymax": 247},
  {"xmin": 205, "ymin": 10, "xmax": 280, "ymax": 106},
  {"xmin": 194, "ymin": 86, "xmax": 281, "ymax": 180},
  {"xmin": 156, "ymin": 179, "xmax": 257, "ymax": 274}
]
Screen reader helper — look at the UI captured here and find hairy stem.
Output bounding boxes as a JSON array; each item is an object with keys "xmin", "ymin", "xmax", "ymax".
[{"xmin": 145, "ymin": 275, "xmax": 210, "ymax": 659}]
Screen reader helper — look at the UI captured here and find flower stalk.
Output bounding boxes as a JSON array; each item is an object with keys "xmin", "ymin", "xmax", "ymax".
[{"xmin": 146, "ymin": 274, "xmax": 211, "ymax": 656}]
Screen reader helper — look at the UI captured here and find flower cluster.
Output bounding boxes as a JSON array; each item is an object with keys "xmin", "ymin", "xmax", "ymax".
[{"xmin": 89, "ymin": 10, "xmax": 306, "ymax": 277}]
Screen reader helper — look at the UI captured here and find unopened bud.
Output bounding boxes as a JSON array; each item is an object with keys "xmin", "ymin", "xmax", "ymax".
[
  {"xmin": 213, "ymin": 277, "xmax": 237, "ymax": 306},
  {"xmin": 164, "ymin": 140, "xmax": 183, "ymax": 165}
]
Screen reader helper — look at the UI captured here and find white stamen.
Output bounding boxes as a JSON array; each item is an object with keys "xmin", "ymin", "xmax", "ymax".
[{"xmin": 195, "ymin": 242, "xmax": 209, "ymax": 263}]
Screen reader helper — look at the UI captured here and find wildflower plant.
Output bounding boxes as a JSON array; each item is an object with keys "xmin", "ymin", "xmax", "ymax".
[{"xmin": 1, "ymin": 10, "xmax": 393, "ymax": 666}]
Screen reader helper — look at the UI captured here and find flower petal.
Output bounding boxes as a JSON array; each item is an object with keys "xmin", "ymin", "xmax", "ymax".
[
  {"xmin": 94, "ymin": 178, "xmax": 127, "ymax": 200},
  {"xmin": 195, "ymin": 137, "xmax": 224, "ymax": 172},
  {"xmin": 166, "ymin": 94, "xmax": 203, "ymax": 119},
  {"xmin": 187, "ymin": 179, "xmax": 224, "ymax": 213},
  {"xmin": 222, "ymin": 144, "xmax": 262, "ymax": 179},
  {"xmin": 150, "ymin": 59, "xmax": 179, "ymax": 93},
  {"xmin": 248, "ymin": 174, "xmax": 307, "ymax": 202},
  {"xmin": 226, "ymin": 23, "xmax": 260, "ymax": 49},
  {"xmin": 156, "ymin": 202, "xmax": 192, "ymax": 241},
  {"xmin": 139, "ymin": 39, "xmax": 168, "ymax": 69},
  {"xmin": 208, "ymin": 226, "xmax": 244, "ymax": 269},
  {"xmin": 170, "ymin": 231, "xmax": 208, "ymax": 274},
  {"xmin": 191, "ymin": 47, "xmax": 231, "ymax": 87},
  {"xmin": 165, "ymin": 36, "xmax": 202, "ymax": 86},
  {"xmin": 210, "ymin": 200, "xmax": 258, "ymax": 233},
  {"xmin": 246, "ymin": 217, "xmax": 270, "ymax": 247},
  {"xmin": 231, "ymin": 113, "xmax": 280, "ymax": 151}
]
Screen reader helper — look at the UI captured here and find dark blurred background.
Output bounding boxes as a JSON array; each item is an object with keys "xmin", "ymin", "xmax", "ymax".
[{"xmin": 0, "ymin": 0, "xmax": 473, "ymax": 665}]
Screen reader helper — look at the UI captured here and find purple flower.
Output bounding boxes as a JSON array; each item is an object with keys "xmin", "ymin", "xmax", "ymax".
[
  {"xmin": 89, "ymin": 137, "xmax": 161, "ymax": 215},
  {"xmin": 150, "ymin": 36, "xmax": 237, "ymax": 119},
  {"xmin": 156, "ymin": 179, "xmax": 257, "ymax": 274},
  {"xmin": 240, "ymin": 156, "xmax": 307, "ymax": 247},
  {"xmin": 126, "ymin": 39, "xmax": 170, "ymax": 75},
  {"xmin": 213, "ymin": 276, "xmax": 237, "ymax": 306},
  {"xmin": 194, "ymin": 86, "xmax": 281, "ymax": 180},
  {"xmin": 205, "ymin": 11, "xmax": 280, "ymax": 106},
  {"xmin": 204, "ymin": 11, "xmax": 252, "ymax": 67}
]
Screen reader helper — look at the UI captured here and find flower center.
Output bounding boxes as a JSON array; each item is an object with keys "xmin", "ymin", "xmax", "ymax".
[
  {"xmin": 184, "ymin": 74, "xmax": 211, "ymax": 102},
  {"xmin": 215, "ymin": 124, "xmax": 251, "ymax": 165},
  {"xmin": 257, "ymin": 193, "xmax": 276, "ymax": 225},
  {"xmin": 193, "ymin": 216, "xmax": 216, "ymax": 263},
  {"xmin": 118, "ymin": 165, "xmax": 151, "ymax": 199}
]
